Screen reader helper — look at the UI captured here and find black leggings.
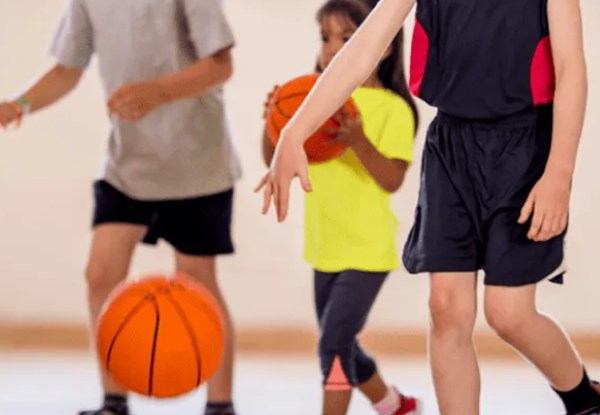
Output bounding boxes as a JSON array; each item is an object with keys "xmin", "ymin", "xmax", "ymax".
[{"xmin": 315, "ymin": 269, "xmax": 388, "ymax": 390}]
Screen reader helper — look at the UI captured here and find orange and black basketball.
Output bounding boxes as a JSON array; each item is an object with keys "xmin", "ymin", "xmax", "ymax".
[
  {"xmin": 265, "ymin": 73, "xmax": 358, "ymax": 163},
  {"xmin": 96, "ymin": 274, "xmax": 224, "ymax": 398}
]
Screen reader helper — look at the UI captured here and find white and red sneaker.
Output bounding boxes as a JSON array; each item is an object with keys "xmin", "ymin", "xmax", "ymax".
[{"xmin": 394, "ymin": 389, "xmax": 421, "ymax": 415}]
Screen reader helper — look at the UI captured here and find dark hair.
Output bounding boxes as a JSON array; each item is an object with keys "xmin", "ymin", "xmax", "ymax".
[{"xmin": 316, "ymin": 0, "xmax": 419, "ymax": 132}]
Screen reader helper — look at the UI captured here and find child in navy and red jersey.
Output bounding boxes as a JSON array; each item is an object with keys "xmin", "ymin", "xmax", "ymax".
[{"xmin": 259, "ymin": 0, "xmax": 600, "ymax": 413}]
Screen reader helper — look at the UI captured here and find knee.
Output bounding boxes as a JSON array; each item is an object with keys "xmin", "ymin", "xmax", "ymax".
[
  {"xmin": 84, "ymin": 261, "xmax": 124, "ymax": 296},
  {"xmin": 318, "ymin": 335, "xmax": 355, "ymax": 388},
  {"xmin": 429, "ymin": 291, "xmax": 476, "ymax": 340},
  {"xmin": 318, "ymin": 330, "xmax": 353, "ymax": 361},
  {"xmin": 484, "ymin": 298, "xmax": 530, "ymax": 341}
]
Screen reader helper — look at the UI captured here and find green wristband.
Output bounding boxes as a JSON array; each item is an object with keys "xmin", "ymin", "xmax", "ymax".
[{"xmin": 16, "ymin": 96, "xmax": 31, "ymax": 115}]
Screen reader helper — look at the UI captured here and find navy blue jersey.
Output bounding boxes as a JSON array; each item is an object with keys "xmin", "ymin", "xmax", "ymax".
[{"xmin": 409, "ymin": 0, "xmax": 555, "ymax": 119}]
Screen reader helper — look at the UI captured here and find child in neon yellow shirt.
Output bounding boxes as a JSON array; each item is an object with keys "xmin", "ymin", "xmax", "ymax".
[{"xmin": 262, "ymin": 1, "xmax": 420, "ymax": 414}]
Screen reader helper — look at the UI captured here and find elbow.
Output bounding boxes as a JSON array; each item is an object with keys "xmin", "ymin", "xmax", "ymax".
[
  {"xmin": 383, "ymin": 180, "xmax": 403, "ymax": 193},
  {"xmin": 555, "ymin": 56, "xmax": 587, "ymax": 93},
  {"xmin": 214, "ymin": 49, "xmax": 234, "ymax": 83},
  {"xmin": 381, "ymin": 163, "xmax": 408, "ymax": 193},
  {"xmin": 221, "ymin": 59, "xmax": 234, "ymax": 83},
  {"xmin": 381, "ymin": 176, "xmax": 405, "ymax": 193}
]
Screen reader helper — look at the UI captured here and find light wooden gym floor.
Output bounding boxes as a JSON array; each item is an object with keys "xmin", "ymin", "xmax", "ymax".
[{"xmin": 1, "ymin": 351, "xmax": 598, "ymax": 414}]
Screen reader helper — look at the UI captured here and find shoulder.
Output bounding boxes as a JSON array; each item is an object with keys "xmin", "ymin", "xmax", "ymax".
[
  {"xmin": 385, "ymin": 91, "xmax": 412, "ymax": 114},
  {"xmin": 379, "ymin": 91, "xmax": 415, "ymax": 129}
]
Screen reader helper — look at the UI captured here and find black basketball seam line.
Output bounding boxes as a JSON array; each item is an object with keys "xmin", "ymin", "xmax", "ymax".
[
  {"xmin": 170, "ymin": 281, "xmax": 223, "ymax": 326},
  {"xmin": 271, "ymin": 89, "xmax": 316, "ymax": 121},
  {"xmin": 274, "ymin": 97, "xmax": 304, "ymax": 120},
  {"xmin": 105, "ymin": 296, "xmax": 151, "ymax": 373},
  {"xmin": 170, "ymin": 282, "xmax": 224, "ymax": 335},
  {"xmin": 271, "ymin": 94, "xmax": 348, "ymax": 135},
  {"xmin": 274, "ymin": 91, "xmax": 310, "ymax": 105},
  {"xmin": 104, "ymin": 281, "xmax": 172, "ymax": 373},
  {"xmin": 148, "ymin": 297, "xmax": 160, "ymax": 397},
  {"xmin": 163, "ymin": 291, "xmax": 203, "ymax": 387}
]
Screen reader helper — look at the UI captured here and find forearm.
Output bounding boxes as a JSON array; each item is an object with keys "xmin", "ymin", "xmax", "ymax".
[
  {"xmin": 155, "ymin": 49, "xmax": 233, "ymax": 103},
  {"xmin": 353, "ymin": 140, "xmax": 407, "ymax": 192},
  {"xmin": 546, "ymin": 65, "xmax": 587, "ymax": 179},
  {"xmin": 284, "ymin": 0, "xmax": 415, "ymax": 143},
  {"xmin": 20, "ymin": 65, "xmax": 83, "ymax": 113}
]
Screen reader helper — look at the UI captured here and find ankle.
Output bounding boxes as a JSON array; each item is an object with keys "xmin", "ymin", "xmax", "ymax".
[
  {"xmin": 373, "ymin": 387, "xmax": 400, "ymax": 415},
  {"xmin": 205, "ymin": 401, "xmax": 235, "ymax": 415},
  {"xmin": 553, "ymin": 369, "xmax": 600, "ymax": 414}
]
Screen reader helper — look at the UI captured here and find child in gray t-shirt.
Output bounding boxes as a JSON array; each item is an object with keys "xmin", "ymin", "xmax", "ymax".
[{"xmin": 0, "ymin": 1, "xmax": 240, "ymax": 414}]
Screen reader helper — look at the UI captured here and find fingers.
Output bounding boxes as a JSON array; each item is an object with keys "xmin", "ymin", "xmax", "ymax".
[
  {"xmin": 0, "ymin": 104, "xmax": 23, "ymax": 129},
  {"xmin": 518, "ymin": 191, "xmax": 535, "ymax": 224},
  {"xmin": 109, "ymin": 97, "xmax": 147, "ymax": 121},
  {"xmin": 261, "ymin": 182, "xmax": 273, "ymax": 215},
  {"xmin": 0, "ymin": 115, "xmax": 10, "ymax": 129},
  {"xmin": 341, "ymin": 105, "xmax": 352, "ymax": 121},
  {"xmin": 109, "ymin": 94, "xmax": 135, "ymax": 114},
  {"xmin": 108, "ymin": 86, "xmax": 143, "ymax": 119},
  {"xmin": 527, "ymin": 209, "xmax": 544, "ymax": 241},
  {"xmin": 107, "ymin": 89, "xmax": 127, "ymax": 112},
  {"xmin": 535, "ymin": 212, "xmax": 553, "ymax": 242},
  {"xmin": 276, "ymin": 179, "xmax": 291, "ymax": 222},
  {"xmin": 254, "ymin": 174, "xmax": 269, "ymax": 193},
  {"xmin": 536, "ymin": 212, "xmax": 568, "ymax": 241},
  {"xmin": 550, "ymin": 214, "xmax": 563, "ymax": 238},
  {"xmin": 558, "ymin": 214, "xmax": 568, "ymax": 235},
  {"xmin": 333, "ymin": 111, "xmax": 345, "ymax": 126},
  {"xmin": 113, "ymin": 108, "xmax": 144, "ymax": 121},
  {"xmin": 298, "ymin": 167, "xmax": 312, "ymax": 193}
]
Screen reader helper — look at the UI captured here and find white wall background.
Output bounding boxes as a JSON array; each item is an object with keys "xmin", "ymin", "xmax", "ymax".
[{"xmin": 0, "ymin": 0, "xmax": 598, "ymax": 332}]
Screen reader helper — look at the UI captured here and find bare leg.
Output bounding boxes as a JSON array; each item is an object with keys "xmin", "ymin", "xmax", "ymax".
[
  {"xmin": 358, "ymin": 372, "xmax": 388, "ymax": 403},
  {"xmin": 323, "ymin": 390, "xmax": 353, "ymax": 415},
  {"xmin": 484, "ymin": 284, "xmax": 583, "ymax": 390},
  {"xmin": 175, "ymin": 253, "xmax": 235, "ymax": 402},
  {"xmin": 429, "ymin": 272, "xmax": 480, "ymax": 415},
  {"xmin": 85, "ymin": 224, "xmax": 147, "ymax": 395}
]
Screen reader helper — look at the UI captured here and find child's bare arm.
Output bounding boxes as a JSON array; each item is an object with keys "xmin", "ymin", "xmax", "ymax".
[
  {"xmin": 154, "ymin": 48, "xmax": 233, "ymax": 103},
  {"xmin": 0, "ymin": 64, "xmax": 83, "ymax": 128},
  {"xmin": 518, "ymin": 0, "xmax": 587, "ymax": 241},
  {"xmin": 545, "ymin": 0, "xmax": 587, "ymax": 179},
  {"xmin": 282, "ymin": 0, "xmax": 415, "ymax": 145},
  {"xmin": 259, "ymin": 0, "xmax": 416, "ymax": 221},
  {"xmin": 108, "ymin": 48, "xmax": 233, "ymax": 121}
]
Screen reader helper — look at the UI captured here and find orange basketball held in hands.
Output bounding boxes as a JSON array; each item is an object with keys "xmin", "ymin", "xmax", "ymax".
[
  {"xmin": 96, "ymin": 274, "xmax": 225, "ymax": 398},
  {"xmin": 265, "ymin": 73, "xmax": 358, "ymax": 163}
]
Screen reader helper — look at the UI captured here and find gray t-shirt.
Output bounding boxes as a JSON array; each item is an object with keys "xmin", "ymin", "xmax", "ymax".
[{"xmin": 51, "ymin": 0, "xmax": 241, "ymax": 200}]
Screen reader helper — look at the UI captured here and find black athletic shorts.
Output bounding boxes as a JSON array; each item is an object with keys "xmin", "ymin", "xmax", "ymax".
[
  {"xmin": 93, "ymin": 180, "xmax": 235, "ymax": 256},
  {"xmin": 403, "ymin": 105, "xmax": 565, "ymax": 286}
]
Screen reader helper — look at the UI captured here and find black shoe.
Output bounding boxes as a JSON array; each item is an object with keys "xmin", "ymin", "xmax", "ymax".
[
  {"xmin": 78, "ymin": 408, "xmax": 129, "ymax": 415},
  {"xmin": 568, "ymin": 408, "xmax": 600, "ymax": 415},
  {"xmin": 568, "ymin": 381, "xmax": 600, "ymax": 415}
]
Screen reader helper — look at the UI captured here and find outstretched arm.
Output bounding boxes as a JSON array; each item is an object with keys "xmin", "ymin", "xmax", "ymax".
[
  {"xmin": 0, "ymin": 64, "xmax": 83, "ymax": 128},
  {"xmin": 258, "ymin": 0, "xmax": 416, "ymax": 222},
  {"xmin": 282, "ymin": 0, "xmax": 415, "ymax": 143}
]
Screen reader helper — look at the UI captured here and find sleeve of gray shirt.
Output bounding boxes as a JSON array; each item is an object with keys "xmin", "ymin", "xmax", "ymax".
[
  {"xmin": 49, "ymin": 0, "xmax": 94, "ymax": 69},
  {"xmin": 182, "ymin": 0, "xmax": 235, "ymax": 59}
]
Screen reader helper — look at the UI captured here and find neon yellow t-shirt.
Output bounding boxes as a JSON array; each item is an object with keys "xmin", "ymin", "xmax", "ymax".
[{"xmin": 304, "ymin": 87, "xmax": 415, "ymax": 273}]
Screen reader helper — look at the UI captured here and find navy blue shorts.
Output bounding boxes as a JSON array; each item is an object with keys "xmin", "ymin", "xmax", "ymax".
[
  {"xmin": 403, "ymin": 105, "xmax": 565, "ymax": 286},
  {"xmin": 93, "ymin": 180, "xmax": 235, "ymax": 256}
]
